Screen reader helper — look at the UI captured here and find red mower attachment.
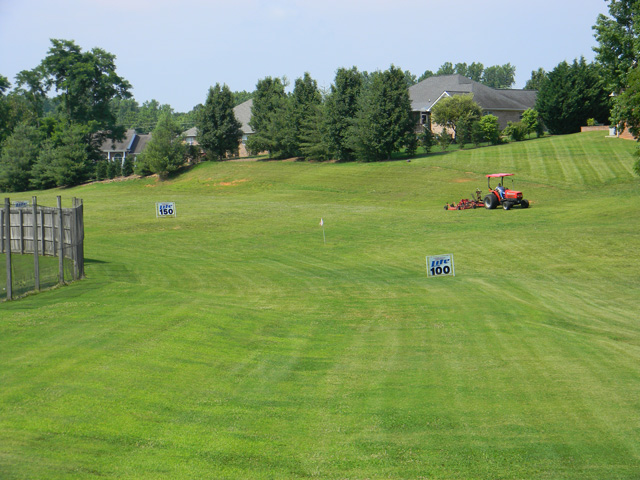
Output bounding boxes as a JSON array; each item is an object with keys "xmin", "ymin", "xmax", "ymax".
[{"xmin": 444, "ymin": 189, "xmax": 485, "ymax": 210}]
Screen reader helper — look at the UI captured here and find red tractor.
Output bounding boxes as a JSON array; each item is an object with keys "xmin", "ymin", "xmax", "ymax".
[{"xmin": 483, "ymin": 173, "xmax": 529, "ymax": 210}]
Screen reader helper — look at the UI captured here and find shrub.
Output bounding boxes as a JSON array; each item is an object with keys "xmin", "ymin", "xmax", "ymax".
[
  {"xmin": 437, "ymin": 131, "xmax": 452, "ymax": 151},
  {"xmin": 503, "ymin": 121, "xmax": 528, "ymax": 142},
  {"xmin": 421, "ymin": 128, "xmax": 435, "ymax": 153},
  {"xmin": 478, "ymin": 115, "xmax": 501, "ymax": 145},
  {"xmin": 122, "ymin": 156, "xmax": 134, "ymax": 176}
]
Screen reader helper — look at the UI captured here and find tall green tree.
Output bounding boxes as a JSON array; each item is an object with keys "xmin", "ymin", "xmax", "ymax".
[
  {"xmin": 299, "ymin": 103, "xmax": 329, "ymax": 160},
  {"xmin": 609, "ymin": 66, "xmax": 640, "ymax": 174},
  {"xmin": 110, "ymin": 97, "xmax": 140, "ymax": 129},
  {"xmin": 348, "ymin": 66, "xmax": 414, "ymax": 162},
  {"xmin": 285, "ymin": 73, "xmax": 323, "ymax": 158},
  {"xmin": 417, "ymin": 70, "xmax": 435, "ymax": 82},
  {"xmin": 482, "ymin": 63, "xmax": 516, "ymax": 88},
  {"xmin": 593, "ymin": 0, "xmax": 640, "ymax": 93},
  {"xmin": 0, "ymin": 75, "xmax": 11, "ymax": 149},
  {"xmin": 134, "ymin": 100, "xmax": 173, "ymax": 133},
  {"xmin": 197, "ymin": 83, "xmax": 242, "ymax": 160},
  {"xmin": 136, "ymin": 112, "xmax": 186, "ymax": 178},
  {"xmin": 14, "ymin": 67, "xmax": 47, "ymax": 126},
  {"xmin": 535, "ymin": 57, "xmax": 610, "ymax": 135},
  {"xmin": 525, "ymin": 68, "xmax": 547, "ymax": 90},
  {"xmin": 40, "ymin": 39, "xmax": 131, "ymax": 131},
  {"xmin": 0, "ymin": 123, "xmax": 41, "ymax": 192},
  {"xmin": 431, "ymin": 93, "xmax": 482, "ymax": 141},
  {"xmin": 246, "ymin": 77, "xmax": 287, "ymax": 156},
  {"xmin": 454, "ymin": 62, "xmax": 484, "ymax": 82},
  {"xmin": 324, "ymin": 67, "xmax": 363, "ymax": 161},
  {"xmin": 437, "ymin": 62, "xmax": 455, "ymax": 75},
  {"xmin": 28, "ymin": 121, "xmax": 94, "ymax": 188}
]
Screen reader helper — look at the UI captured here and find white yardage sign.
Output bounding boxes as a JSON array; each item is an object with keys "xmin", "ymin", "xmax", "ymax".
[
  {"xmin": 426, "ymin": 254, "xmax": 455, "ymax": 277},
  {"xmin": 156, "ymin": 202, "xmax": 176, "ymax": 218}
]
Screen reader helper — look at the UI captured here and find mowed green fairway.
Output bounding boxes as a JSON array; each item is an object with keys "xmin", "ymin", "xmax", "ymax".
[{"xmin": 1, "ymin": 132, "xmax": 639, "ymax": 479}]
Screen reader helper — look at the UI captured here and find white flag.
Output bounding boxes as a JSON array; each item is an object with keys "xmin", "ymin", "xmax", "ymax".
[{"xmin": 319, "ymin": 218, "xmax": 324, "ymax": 226}]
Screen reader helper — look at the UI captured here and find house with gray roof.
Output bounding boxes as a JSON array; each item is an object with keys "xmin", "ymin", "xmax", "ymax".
[
  {"xmin": 233, "ymin": 99, "xmax": 254, "ymax": 157},
  {"xmin": 99, "ymin": 129, "xmax": 151, "ymax": 165},
  {"xmin": 182, "ymin": 99, "xmax": 255, "ymax": 157},
  {"xmin": 409, "ymin": 74, "xmax": 537, "ymax": 132}
]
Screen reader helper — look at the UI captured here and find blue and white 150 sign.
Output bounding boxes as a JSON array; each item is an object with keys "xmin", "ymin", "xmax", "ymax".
[
  {"xmin": 426, "ymin": 253, "xmax": 455, "ymax": 277},
  {"xmin": 156, "ymin": 202, "xmax": 176, "ymax": 218}
]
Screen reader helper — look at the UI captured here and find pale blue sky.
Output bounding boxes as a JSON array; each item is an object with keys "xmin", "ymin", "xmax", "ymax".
[{"xmin": 0, "ymin": 0, "xmax": 610, "ymax": 112}]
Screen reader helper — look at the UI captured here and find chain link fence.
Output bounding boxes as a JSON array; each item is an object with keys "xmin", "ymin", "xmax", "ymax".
[{"xmin": 1, "ymin": 196, "xmax": 84, "ymax": 301}]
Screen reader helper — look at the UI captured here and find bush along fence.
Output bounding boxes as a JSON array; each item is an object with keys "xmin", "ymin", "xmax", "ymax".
[{"xmin": 1, "ymin": 196, "xmax": 84, "ymax": 301}]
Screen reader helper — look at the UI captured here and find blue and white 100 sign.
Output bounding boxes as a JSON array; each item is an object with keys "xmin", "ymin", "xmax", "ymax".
[
  {"xmin": 156, "ymin": 202, "xmax": 176, "ymax": 218},
  {"xmin": 426, "ymin": 254, "xmax": 455, "ymax": 277}
]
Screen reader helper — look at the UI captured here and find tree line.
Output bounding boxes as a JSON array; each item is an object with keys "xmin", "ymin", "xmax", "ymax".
[{"xmin": 3, "ymin": 2, "xmax": 640, "ymax": 193}]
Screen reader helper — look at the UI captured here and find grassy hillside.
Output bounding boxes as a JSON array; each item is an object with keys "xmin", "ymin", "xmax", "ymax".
[{"xmin": 1, "ymin": 132, "xmax": 639, "ymax": 479}]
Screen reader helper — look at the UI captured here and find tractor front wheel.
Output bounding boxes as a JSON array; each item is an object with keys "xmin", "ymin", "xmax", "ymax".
[
  {"xmin": 521, "ymin": 199, "xmax": 529, "ymax": 208},
  {"xmin": 484, "ymin": 194, "xmax": 498, "ymax": 209},
  {"xmin": 503, "ymin": 202, "xmax": 511, "ymax": 210}
]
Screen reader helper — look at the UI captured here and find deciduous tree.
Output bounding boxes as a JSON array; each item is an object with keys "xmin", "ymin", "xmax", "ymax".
[
  {"xmin": 482, "ymin": 63, "xmax": 516, "ymax": 89},
  {"xmin": 40, "ymin": 39, "xmax": 131, "ymax": 132},
  {"xmin": 431, "ymin": 93, "xmax": 482, "ymax": 141},
  {"xmin": 592, "ymin": 0, "xmax": 640, "ymax": 92}
]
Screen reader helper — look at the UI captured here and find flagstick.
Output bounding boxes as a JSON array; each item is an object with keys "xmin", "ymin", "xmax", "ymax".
[{"xmin": 322, "ymin": 226, "xmax": 326, "ymax": 244}]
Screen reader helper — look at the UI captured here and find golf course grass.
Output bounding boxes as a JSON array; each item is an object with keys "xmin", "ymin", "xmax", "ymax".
[{"xmin": 1, "ymin": 131, "xmax": 639, "ymax": 479}]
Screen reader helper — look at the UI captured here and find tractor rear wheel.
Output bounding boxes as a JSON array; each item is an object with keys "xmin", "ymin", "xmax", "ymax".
[
  {"xmin": 521, "ymin": 199, "xmax": 529, "ymax": 208},
  {"xmin": 484, "ymin": 194, "xmax": 498, "ymax": 209}
]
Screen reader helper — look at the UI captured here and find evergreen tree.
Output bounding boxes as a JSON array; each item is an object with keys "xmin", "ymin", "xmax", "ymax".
[
  {"xmin": 246, "ymin": 77, "xmax": 287, "ymax": 157},
  {"xmin": 29, "ymin": 141, "xmax": 57, "ymax": 190},
  {"xmin": 324, "ymin": 67, "xmax": 363, "ymax": 161},
  {"xmin": 0, "ymin": 123, "xmax": 41, "ymax": 192},
  {"xmin": 421, "ymin": 127, "xmax": 435, "ymax": 153},
  {"xmin": 47, "ymin": 121, "xmax": 94, "ymax": 187},
  {"xmin": 107, "ymin": 159, "xmax": 120, "ymax": 178},
  {"xmin": 136, "ymin": 112, "xmax": 186, "ymax": 178},
  {"xmin": 122, "ymin": 156, "xmax": 134, "ymax": 176},
  {"xmin": 348, "ymin": 66, "xmax": 414, "ymax": 162},
  {"xmin": 299, "ymin": 103, "xmax": 330, "ymax": 160},
  {"xmin": 197, "ymin": 83, "xmax": 242, "ymax": 160},
  {"xmin": 525, "ymin": 68, "xmax": 547, "ymax": 90},
  {"xmin": 536, "ymin": 58, "xmax": 610, "ymax": 135},
  {"xmin": 95, "ymin": 159, "xmax": 108, "ymax": 181},
  {"xmin": 286, "ymin": 72, "xmax": 322, "ymax": 158}
]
